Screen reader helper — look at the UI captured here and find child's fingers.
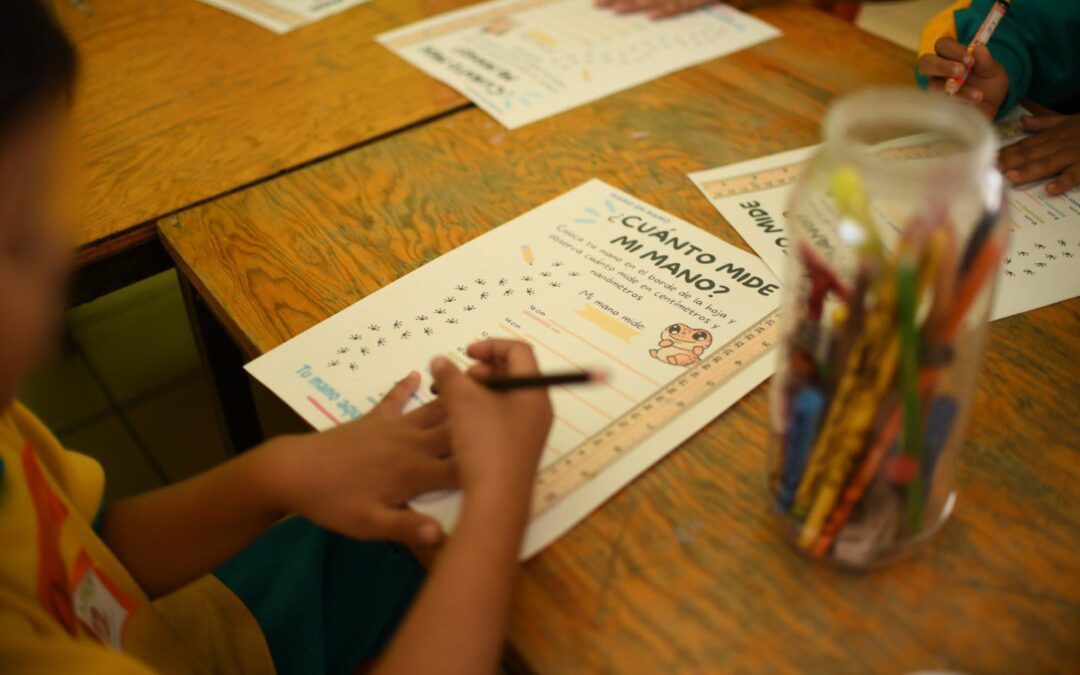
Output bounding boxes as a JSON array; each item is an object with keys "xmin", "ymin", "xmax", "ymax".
[
  {"xmin": 430, "ymin": 355, "xmax": 483, "ymax": 409},
  {"xmin": 1004, "ymin": 153, "xmax": 1071, "ymax": 185},
  {"xmin": 466, "ymin": 339, "xmax": 538, "ymax": 375},
  {"xmin": 403, "ymin": 454, "xmax": 459, "ymax": 492},
  {"xmin": 372, "ymin": 371, "xmax": 422, "ymax": 417},
  {"xmin": 1021, "ymin": 114, "xmax": 1066, "ymax": 131},
  {"xmin": 468, "ymin": 339, "xmax": 541, "ymax": 377},
  {"xmin": 958, "ymin": 87, "xmax": 983, "ymax": 103},
  {"xmin": 970, "ymin": 44, "xmax": 1001, "ymax": 76},
  {"xmin": 612, "ymin": 0, "xmax": 650, "ymax": 13},
  {"xmin": 917, "ymin": 53, "xmax": 966, "ymax": 80},
  {"xmin": 595, "ymin": 0, "xmax": 615, "ymax": 6},
  {"xmin": 999, "ymin": 136, "xmax": 1057, "ymax": 171},
  {"xmin": 1047, "ymin": 165, "xmax": 1080, "ymax": 195},
  {"xmin": 649, "ymin": 0, "xmax": 710, "ymax": 19},
  {"xmin": 933, "ymin": 37, "xmax": 972, "ymax": 63},
  {"xmin": 415, "ymin": 426, "xmax": 453, "ymax": 458},
  {"xmin": 371, "ymin": 507, "xmax": 445, "ymax": 546},
  {"xmin": 403, "ymin": 399, "xmax": 446, "ymax": 429},
  {"xmin": 465, "ymin": 362, "xmax": 495, "ymax": 380}
]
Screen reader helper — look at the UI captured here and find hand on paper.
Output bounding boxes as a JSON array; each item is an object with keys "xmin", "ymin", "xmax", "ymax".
[
  {"xmin": 918, "ymin": 39, "xmax": 1009, "ymax": 119},
  {"xmin": 430, "ymin": 340, "xmax": 553, "ymax": 518},
  {"xmin": 998, "ymin": 115, "xmax": 1080, "ymax": 195},
  {"xmin": 274, "ymin": 372, "xmax": 457, "ymax": 546},
  {"xmin": 371, "ymin": 345, "xmax": 551, "ymax": 675},
  {"xmin": 594, "ymin": 0, "xmax": 716, "ymax": 20}
]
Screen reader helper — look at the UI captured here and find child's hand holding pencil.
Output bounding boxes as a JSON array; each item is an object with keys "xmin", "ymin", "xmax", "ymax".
[
  {"xmin": 918, "ymin": 38, "xmax": 1010, "ymax": 119},
  {"xmin": 430, "ymin": 340, "xmax": 555, "ymax": 519}
]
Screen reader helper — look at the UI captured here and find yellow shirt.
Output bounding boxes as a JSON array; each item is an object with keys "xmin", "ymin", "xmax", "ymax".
[{"xmin": 0, "ymin": 401, "xmax": 274, "ymax": 674}]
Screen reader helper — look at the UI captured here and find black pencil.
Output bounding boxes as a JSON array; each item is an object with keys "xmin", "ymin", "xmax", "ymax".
[{"xmin": 430, "ymin": 370, "xmax": 601, "ymax": 395}]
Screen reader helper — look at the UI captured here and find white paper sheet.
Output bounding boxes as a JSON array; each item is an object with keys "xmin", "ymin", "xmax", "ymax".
[
  {"xmin": 196, "ymin": 0, "xmax": 369, "ymax": 33},
  {"xmin": 377, "ymin": 0, "xmax": 779, "ymax": 129},
  {"xmin": 688, "ymin": 113, "xmax": 1080, "ymax": 321},
  {"xmin": 246, "ymin": 180, "xmax": 782, "ymax": 557}
]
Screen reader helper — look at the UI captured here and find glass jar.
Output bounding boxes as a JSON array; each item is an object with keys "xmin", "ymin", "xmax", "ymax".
[{"xmin": 768, "ymin": 88, "xmax": 1008, "ymax": 569}]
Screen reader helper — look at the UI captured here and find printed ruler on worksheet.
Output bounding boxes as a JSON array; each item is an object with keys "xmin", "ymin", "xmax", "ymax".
[
  {"xmin": 698, "ymin": 119, "xmax": 1027, "ymax": 199},
  {"xmin": 532, "ymin": 308, "xmax": 780, "ymax": 516},
  {"xmin": 689, "ymin": 110, "xmax": 1080, "ymax": 320}
]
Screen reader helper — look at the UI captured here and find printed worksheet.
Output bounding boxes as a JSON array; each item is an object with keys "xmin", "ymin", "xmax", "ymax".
[
  {"xmin": 246, "ymin": 180, "xmax": 781, "ymax": 557},
  {"xmin": 196, "ymin": 0, "xmax": 368, "ymax": 33},
  {"xmin": 688, "ymin": 113, "xmax": 1080, "ymax": 320},
  {"xmin": 377, "ymin": 0, "xmax": 779, "ymax": 129}
]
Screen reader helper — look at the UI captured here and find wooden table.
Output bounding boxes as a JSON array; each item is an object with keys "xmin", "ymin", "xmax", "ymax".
[
  {"xmin": 58, "ymin": 0, "xmax": 468, "ymax": 298},
  {"xmin": 159, "ymin": 5, "xmax": 1080, "ymax": 672}
]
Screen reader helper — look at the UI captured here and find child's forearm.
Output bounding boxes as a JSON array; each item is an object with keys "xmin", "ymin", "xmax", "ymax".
[
  {"xmin": 372, "ymin": 488, "xmax": 531, "ymax": 675},
  {"xmin": 99, "ymin": 436, "xmax": 297, "ymax": 598}
]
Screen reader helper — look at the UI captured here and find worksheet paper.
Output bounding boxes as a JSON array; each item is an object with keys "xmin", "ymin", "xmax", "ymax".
[
  {"xmin": 376, "ymin": 0, "xmax": 780, "ymax": 129},
  {"xmin": 196, "ymin": 0, "xmax": 368, "ymax": 33},
  {"xmin": 688, "ymin": 113, "xmax": 1080, "ymax": 320},
  {"xmin": 246, "ymin": 180, "xmax": 781, "ymax": 557}
]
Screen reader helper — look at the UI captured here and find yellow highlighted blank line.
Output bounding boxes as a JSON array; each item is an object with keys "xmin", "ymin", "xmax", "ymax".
[{"xmin": 574, "ymin": 304, "xmax": 641, "ymax": 343}]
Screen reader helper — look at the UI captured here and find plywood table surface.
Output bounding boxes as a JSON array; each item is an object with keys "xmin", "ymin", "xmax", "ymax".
[{"xmin": 59, "ymin": 0, "xmax": 471, "ymax": 266}]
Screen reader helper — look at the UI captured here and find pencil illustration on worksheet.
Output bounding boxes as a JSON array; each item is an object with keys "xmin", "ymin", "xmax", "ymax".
[{"xmin": 246, "ymin": 180, "xmax": 782, "ymax": 557}]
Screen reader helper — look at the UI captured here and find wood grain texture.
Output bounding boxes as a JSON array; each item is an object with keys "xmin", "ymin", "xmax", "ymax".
[
  {"xmin": 58, "ymin": 0, "xmax": 470, "ymax": 263},
  {"xmin": 159, "ymin": 5, "xmax": 1080, "ymax": 673}
]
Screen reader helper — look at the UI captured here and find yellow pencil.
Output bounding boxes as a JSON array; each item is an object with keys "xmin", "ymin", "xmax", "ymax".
[
  {"xmin": 799, "ymin": 334, "xmax": 899, "ymax": 547},
  {"xmin": 791, "ymin": 266, "xmax": 897, "ymax": 521}
]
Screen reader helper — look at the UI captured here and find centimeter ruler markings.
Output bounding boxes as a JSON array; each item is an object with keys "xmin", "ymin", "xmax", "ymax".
[
  {"xmin": 532, "ymin": 308, "xmax": 783, "ymax": 517},
  {"xmin": 703, "ymin": 122, "xmax": 1027, "ymax": 200}
]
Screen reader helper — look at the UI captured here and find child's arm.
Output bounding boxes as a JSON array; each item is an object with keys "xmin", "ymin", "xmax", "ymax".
[
  {"xmin": 372, "ymin": 340, "xmax": 553, "ymax": 675},
  {"xmin": 999, "ymin": 114, "xmax": 1080, "ymax": 195},
  {"xmin": 100, "ymin": 373, "xmax": 456, "ymax": 598},
  {"xmin": 595, "ymin": 0, "xmax": 716, "ymax": 20},
  {"xmin": 593, "ymin": 0, "xmax": 769, "ymax": 20}
]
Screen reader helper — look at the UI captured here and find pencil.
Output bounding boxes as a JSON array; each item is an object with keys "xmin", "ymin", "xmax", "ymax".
[
  {"xmin": 484, "ymin": 371, "xmax": 599, "ymax": 391},
  {"xmin": 431, "ymin": 370, "xmax": 601, "ymax": 395}
]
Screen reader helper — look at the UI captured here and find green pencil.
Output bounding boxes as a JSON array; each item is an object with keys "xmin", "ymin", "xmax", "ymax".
[{"xmin": 897, "ymin": 257, "xmax": 923, "ymax": 533}]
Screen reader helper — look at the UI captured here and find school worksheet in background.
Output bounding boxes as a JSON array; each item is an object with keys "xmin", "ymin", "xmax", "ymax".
[
  {"xmin": 688, "ymin": 111, "xmax": 1080, "ymax": 320},
  {"xmin": 196, "ymin": 0, "xmax": 368, "ymax": 33},
  {"xmin": 377, "ymin": 0, "xmax": 780, "ymax": 129},
  {"xmin": 246, "ymin": 180, "xmax": 781, "ymax": 557}
]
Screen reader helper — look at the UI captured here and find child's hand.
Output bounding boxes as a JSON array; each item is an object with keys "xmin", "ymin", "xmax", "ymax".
[
  {"xmin": 274, "ymin": 372, "xmax": 457, "ymax": 546},
  {"xmin": 594, "ymin": 0, "xmax": 716, "ymax": 20},
  {"xmin": 430, "ymin": 340, "xmax": 553, "ymax": 513},
  {"xmin": 918, "ymin": 39, "xmax": 1009, "ymax": 119},
  {"xmin": 998, "ymin": 115, "xmax": 1080, "ymax": 195}
]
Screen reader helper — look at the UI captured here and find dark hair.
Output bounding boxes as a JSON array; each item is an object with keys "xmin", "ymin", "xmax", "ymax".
[{"xmin": 0, "ymin": 0, "xmax": 78, "ymax": 132}]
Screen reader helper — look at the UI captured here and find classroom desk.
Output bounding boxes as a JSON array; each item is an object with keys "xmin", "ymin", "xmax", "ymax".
[
  {"xmin": 57, "ymin": 0, "xmax": 468, "ymax": 299},
  {"xmin": 159, "ymin": 5, "xmax": 1080, "ymax": 672}
]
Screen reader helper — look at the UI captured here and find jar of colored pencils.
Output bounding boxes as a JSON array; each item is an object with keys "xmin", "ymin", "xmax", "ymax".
[{"xmin": 768, "ymin": 88, "xmax": 1008, "ymax": 569}]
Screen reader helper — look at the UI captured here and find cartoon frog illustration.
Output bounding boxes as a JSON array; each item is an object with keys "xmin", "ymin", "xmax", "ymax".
[{"xmin": 649, "ymin": 323, "xmax": 713, "ymax": 366}]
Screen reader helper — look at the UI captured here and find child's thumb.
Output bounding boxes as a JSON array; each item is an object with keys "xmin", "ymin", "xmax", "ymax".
[
  {"xmin": 430, "ymin": 355, "xmax": 468, "ymax": 401},
  {"xmin": 375, "ymin": 508, "xmax": 444, "ymax": 546}
]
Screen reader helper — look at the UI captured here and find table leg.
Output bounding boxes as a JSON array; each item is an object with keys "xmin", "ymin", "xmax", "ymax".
[{"xmin": 178, "ymin": 275, "xmax": 264, "ymax": 454}]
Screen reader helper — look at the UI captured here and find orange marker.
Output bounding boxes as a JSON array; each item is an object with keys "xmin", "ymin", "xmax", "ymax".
[{"xmin": 945, "ymin": 0, "xmax": 1011, "ymax": 96}]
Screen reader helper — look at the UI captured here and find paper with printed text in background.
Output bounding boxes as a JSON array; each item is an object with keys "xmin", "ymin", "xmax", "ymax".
[{"xmin": 378, "ymin": 0, "xmax": 780, "ymax": 129}]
